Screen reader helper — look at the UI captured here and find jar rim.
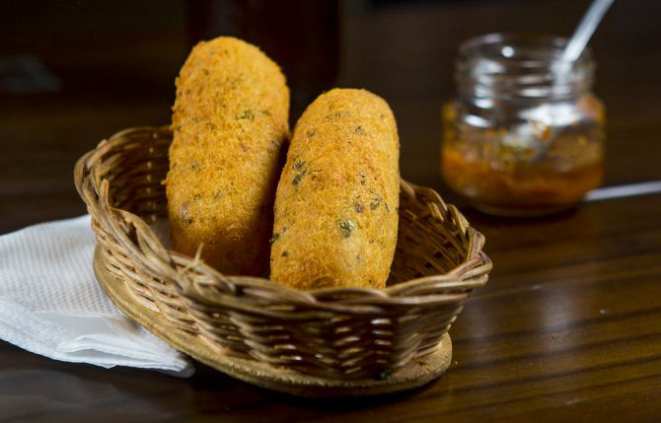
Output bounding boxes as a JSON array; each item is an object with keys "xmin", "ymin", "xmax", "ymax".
[
  {"xmin": 459, "ymin": 33, "xmax": 593, "ymax": 66},
  {"xmin": 456, "ymin": 33, "xmax": 595, "ymax": 100}
]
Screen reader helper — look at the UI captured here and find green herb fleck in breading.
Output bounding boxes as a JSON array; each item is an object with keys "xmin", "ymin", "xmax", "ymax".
[
  {"xmin": 370, "ymin": 195, "xmax": 382, "ymax": 210},
  {"xmin": 239, "ymin": 109, "xmax": 255, "ymax": 121},
  {"xmin": 292, "ymin": 157, "xmax": 308, "ymax": 186},
  {"xmin": 293, "ymin": 157, "xmax": 306, "ymax": 170},
  {"xmin": 326, "ymin": 111, "xmax": 351, "ymax": 120},
  {"xmin": 338, "ymin": 220, "xmax": 356, "ymax": 238},
  {"xmin": 292, "ymin": 170, "xmax": 307, "ymax": 186}
]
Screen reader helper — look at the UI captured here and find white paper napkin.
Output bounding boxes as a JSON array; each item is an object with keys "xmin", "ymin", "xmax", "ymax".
[{"xmin": 0, "ymin": 215, "xmax": 194, "ymax": 377}]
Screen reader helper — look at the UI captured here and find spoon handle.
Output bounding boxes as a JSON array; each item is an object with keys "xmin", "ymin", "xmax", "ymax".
[{"xmin": 562, "ymin": 0, "xmax": 615, "ymax": 62}]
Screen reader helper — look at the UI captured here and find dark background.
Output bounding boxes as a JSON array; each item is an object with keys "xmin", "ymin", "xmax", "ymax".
[
  {"xmin": 1, "ymin": 2, "xmax": 661, "ymax": 422},
  {"xmin": 1, "ymin": 0, "xmax": 660, "ymax": 234}
]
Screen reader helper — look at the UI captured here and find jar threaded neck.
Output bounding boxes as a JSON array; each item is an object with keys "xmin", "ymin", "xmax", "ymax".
[{"xmin": 456, "ymin": 33, "xmax": 595, "ymax": 102}]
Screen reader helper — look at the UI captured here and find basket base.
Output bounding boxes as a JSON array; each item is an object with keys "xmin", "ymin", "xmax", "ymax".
[{"xmin": 94, "ymin": 247, "xmax": 452, "ymax": 397}]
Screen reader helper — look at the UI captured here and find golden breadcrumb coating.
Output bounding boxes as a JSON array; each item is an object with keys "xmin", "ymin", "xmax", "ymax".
[
  {"xmin": 270, "ymin": 88, "xmax": 400, "ymax": 290},
  {"xmin": 166, "ymin": 37, "xmax": 289, "ymax": 276}
]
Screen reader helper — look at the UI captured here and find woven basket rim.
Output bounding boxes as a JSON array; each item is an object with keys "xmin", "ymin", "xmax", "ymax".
[{"xmin": 74, "ymin": 126, "xmax": 492, "ymax": 307}]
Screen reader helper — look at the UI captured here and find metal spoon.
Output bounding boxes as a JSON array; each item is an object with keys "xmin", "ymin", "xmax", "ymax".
[
  {"xmin": 562, "ymin": 0, "xmax": 615, "ymax": 64},
  {"xmin": 532, "ymin": 0, "xmax": 614, "ymax": 162}
]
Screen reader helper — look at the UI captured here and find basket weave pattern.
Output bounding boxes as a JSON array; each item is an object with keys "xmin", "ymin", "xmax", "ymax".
[{"xmin": 75, "ymin": 127, "xmax": 492, "ymax": 380}]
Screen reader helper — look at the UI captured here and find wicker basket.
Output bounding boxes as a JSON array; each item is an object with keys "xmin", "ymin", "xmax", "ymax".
[{"xmin": 74, "ymin": 126, "xmax": 492, "ymax": 382}]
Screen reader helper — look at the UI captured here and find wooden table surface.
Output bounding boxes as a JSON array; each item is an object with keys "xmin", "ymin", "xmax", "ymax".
[{"xmin": 1, "ymin": 1, "xmax": 660, "ymax": 422}]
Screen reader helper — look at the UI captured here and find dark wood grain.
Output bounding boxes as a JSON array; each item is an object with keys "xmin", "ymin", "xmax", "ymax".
[{"xmin": 1, "ymin": 0, "xmax": 661, "ymax": 422}]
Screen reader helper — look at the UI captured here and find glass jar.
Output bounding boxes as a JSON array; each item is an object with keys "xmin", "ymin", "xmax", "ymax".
[{"xmin": 441, "ymin": 33, "xmax": 605, "ymax": 217}]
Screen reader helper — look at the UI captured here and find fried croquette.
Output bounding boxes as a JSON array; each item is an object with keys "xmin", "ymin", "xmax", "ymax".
[
  {"xmin": 270, "ymin": 88, "xmax": 400, "ymax": 290},
  {"xmin": 166, "ymin": 37, "xmax": 289, "ymax": 276}
]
